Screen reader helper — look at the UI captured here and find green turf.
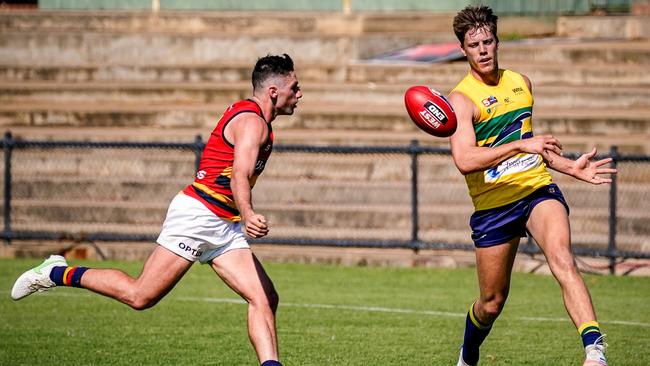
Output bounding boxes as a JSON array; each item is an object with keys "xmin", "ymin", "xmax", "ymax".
[{"xmin": 1, "ymin": 257, "xmax": 648, "ymax": 365}]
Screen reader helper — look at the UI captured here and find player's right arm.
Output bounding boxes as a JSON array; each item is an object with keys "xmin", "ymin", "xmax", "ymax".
[
  {"xmin": 228, "ymin": 113, "xmax": 269, "ymax": 238},
  {"xmin": 448, "ymin": 91, "xmax": 563, "ymax": 175}
]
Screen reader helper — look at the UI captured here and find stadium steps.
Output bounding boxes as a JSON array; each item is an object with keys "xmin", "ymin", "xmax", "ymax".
[
  {"xmin": 1, "ymin": 126, "xmax": 647, "ymax": 154},
  {"xmin": 1, "ymin": 103, "xmax": 648, "ymax": 150},
  {"xmin": 0, "ymin": 10, "xmax": 646, "ymax": 255},
  {"xmin": 0, "ymin": 11, "xmax": 555, "ymax": 65},
  {"xmin": 0, "ymin": 11, "xmax": 460, "ymax": 35},
  {"xmin": 7, "ymin": 198, "xmax": 647, "ymax": 238},
  {"xmin": 3, "ymin": 81, "xmax": 650, "ymax": 110},
  {"xmin": 6, "ymin": 150, "xmax": 634, "ymax": 187},
  {"xmin": 347, "ymin": 61, "xmax": 650, "ymax": 87},
  {"xmin": 2, "ymin": 61, "xmax": 649, "ymax": 87},
  {"xmin": 7, "ymin": 174, "xmax": 643, "ymax": 207},
  {"xmin": 5, "ymin": 199, "xmax": 648, "ymax": 251},
  {"xmin": 2, "ymin": 32, "xmax": 647, "ymax": 66}
]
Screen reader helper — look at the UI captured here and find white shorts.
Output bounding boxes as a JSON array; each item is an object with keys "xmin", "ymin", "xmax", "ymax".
[{"xmin": 156, "ymin": 193, "xmax": 249, "ymax": 264}]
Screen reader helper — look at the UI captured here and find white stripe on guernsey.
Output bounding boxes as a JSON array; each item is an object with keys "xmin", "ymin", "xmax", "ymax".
[{"xmin": 43, "ymin": 292, "xmax": 650, "ymax": 328}]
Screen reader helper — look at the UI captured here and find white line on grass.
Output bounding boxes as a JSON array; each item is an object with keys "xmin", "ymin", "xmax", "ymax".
[
  {"xmin": 176, "ymin": 296, "xmax": 650, "ymax": 328},
  {"xmin": 37, "ymin": 291, "xmax": 650, "ymax": 328}
]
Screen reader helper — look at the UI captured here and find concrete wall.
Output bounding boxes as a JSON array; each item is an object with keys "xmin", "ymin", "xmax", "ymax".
[
  {"xmin": 39, "ymin": 0, "xmax": 633, "ymax": 14},
  {"xmin": 39, "ymin": 0, "xmax": 472, "ymax": 11}
]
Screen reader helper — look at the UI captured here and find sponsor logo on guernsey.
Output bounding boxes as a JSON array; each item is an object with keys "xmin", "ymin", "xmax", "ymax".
[
  {"xmin": 178, "ymin": 242, "xmax": 203, "ymax": 257},
  {"xmin": 484, "ymin": 154, "xmax": 540, "ymax": 183},
  {"xmin": 196, "ymin": 170, "xmax": 206, "ymax": 179},
  {"xmin": 512, "ymin": 87, "xmax": 524, "ymax": 94},
  {"xmin": 482, "ymin": 95, "xmax": 498, "ymax": 107}
]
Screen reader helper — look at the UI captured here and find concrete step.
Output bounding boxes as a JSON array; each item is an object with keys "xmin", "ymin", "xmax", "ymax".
[
  {"xmin": 0, "ymin": 62, "xmax": 347, "ymax": 84},
  {"xmin": 557, "ymin": 15, "xmax": 650, "ymax": 39},
  {"xmin": 8, "ymin": 149, "xmax": 197, "ymax": 179},
  {"xmin": 8, "ymin": 174, "xmax": 636, "ymax": 210},
  {"xmin": 0, "ymin": 31, "xmax": 448, "ymax": 66},
  {"xmin": 8, "ymin": 200, "xmax": 650, "ymax": 241},
  {"xmin": 3, "ymin": 61, "xmax": 649, "ymax": 87},
  {"xmin": 2, "ymin": 103, "xmax": 649, "ymax": 139},
  {"xmin": 498, "ymin": 39, "xmax": 650, "ymax": 65},
  {"xmin": 2, "ymin": 31, "xmax": 649, "ymax": 66},
  {"xmin": 3, "ymin": 81, "xmax": 650, "ymax": 109},
  {"xmin": 3, "ymin": 126, "xmax": 648, "ymax": 154},
  {"xmin": 0, "ymin": 11, "xmax": 552, "ymax": 38},
  {"xmin": 5, "ymin": 148, "xmax": 626, "ymax": 187},
  {"xmin": 348, "ymin": 61, "xmax": 650, "ymax": 87},
  {"xmin": 8, "ymin": 219, "xmax": 645, "ymax": 254},
  {"xmin": 6, "ymin": 150, "xmax": 459, "ymax": 181},
  {"xmin": 0, "ymin": 11, "xmax": 457, "ymax": 36}
]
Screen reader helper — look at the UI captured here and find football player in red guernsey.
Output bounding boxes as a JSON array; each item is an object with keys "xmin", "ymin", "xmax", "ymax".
[{"xmin": 11, "ymin": 54, "xmax": 301, "ymax": 366}]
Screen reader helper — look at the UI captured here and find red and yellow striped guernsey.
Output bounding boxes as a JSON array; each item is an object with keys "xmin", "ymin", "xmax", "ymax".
[
  {"xmin": 451, "ymin": 69, "xmax": 552, "ymax": 210},
  {"xmin": 182, "ymin": 99, "xmax": 273, "ymax": 221}
]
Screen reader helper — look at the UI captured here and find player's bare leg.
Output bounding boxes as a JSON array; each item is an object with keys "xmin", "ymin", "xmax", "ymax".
[
  {"xmin": 211, "ymin": 248, "xmax": 280, "ymax": 364},
  {"xmin": 526, "ymin": 200, "xmax": 596, "ymax": 326},
  {"xmin": 12, "ymin": 245, "xmax": 193, "ymax": 308},
  {"xmin": 527, "ymin": 199, "xmax": 607, "ymax": 365},
  {"xmin": 459, "ymin": 237, "xmax": 519, "ymax": 365},
  {"xmin": 79, "ymin": 245, "xmax": 193, "ymax": 309},
  {"xmin": 474, "ymin": 237, "xmax": 519, "ymax": 324}
]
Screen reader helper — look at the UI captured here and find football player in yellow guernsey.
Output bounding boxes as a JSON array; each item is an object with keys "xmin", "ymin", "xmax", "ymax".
[{"xmin": 447, "ymin": 6, "xmax": 617, "ymax": 366}]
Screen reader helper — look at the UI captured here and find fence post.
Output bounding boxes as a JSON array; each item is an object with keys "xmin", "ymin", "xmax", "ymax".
[
  {"xmin": 193, "ymin": 134, "xmax": 203, "ymax": 171},
  {"xmin": 608, "ymin": 145, "xmax": 618, "ymax": 275},
  {"xmin": 409, "ymin": 140, "xmax": 419, "ymax": 250},
  {"xmin": 3, "ymin": 131, "xmax": 13, "ymax": 245}
]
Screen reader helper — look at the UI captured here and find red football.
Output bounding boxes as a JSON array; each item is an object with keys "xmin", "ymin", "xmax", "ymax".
[{"xmin": 404, "ymin": 86, "xmax": 457, "ymax": 137}]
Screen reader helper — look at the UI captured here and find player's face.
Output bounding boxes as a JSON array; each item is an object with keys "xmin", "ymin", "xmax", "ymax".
[
  {"xmin": 461, "ymin": 26, "xmax": 499, "ymax": 81},
  {"xmin": 275, "ymin": 72, "xmax": 302, "ymax": 115}
]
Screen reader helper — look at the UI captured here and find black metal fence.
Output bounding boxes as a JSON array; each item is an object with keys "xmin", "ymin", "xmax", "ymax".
[{"xmin": 1, "ymin": 132, "xmax": 649, "ymax": 273}]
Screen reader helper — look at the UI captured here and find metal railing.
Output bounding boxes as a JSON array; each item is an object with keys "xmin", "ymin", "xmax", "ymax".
[{"xmin": 1, "ymin": 132, "xmax": 649, "ymax": 274}]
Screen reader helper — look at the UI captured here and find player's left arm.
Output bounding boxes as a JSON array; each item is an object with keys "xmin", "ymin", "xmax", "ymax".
[
  {"xmin": 543, "ymin": 147, "xmax": 617, "ymax": 184},
  {"xmin": 230, "ymin": 114, "xmax": 270, "ymax": 238},
  {"xmin": 526, "ymin": 73, "xmax": 618, "ymax": 184}
]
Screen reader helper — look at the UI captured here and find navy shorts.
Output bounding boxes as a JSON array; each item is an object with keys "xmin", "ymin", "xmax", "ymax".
[{"xmin": 469, "ymin": 184, "xmax": 569, "ymax": 248}]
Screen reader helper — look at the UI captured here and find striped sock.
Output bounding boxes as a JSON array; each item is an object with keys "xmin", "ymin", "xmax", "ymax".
[
  {"xmin": 49, "ymin": 266, "xmax": 89, "ymax": 288},
  {"xmin": 260, "ymin": 361, "xmax": 282, "ymax": 366},
  {"xmin": 462, "ymin": 302, "xmax": 493, "ymax": 365},
  {"xmin": 579, "ymin": 321, "xmax": 602, "ymax": 348}
]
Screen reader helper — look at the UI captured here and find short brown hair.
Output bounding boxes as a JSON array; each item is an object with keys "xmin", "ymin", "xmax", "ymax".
[
  {"xmin": 252, "ymin": 53, "xmax": 294, "ymax": 91},
  {"xmin": 453, "ymin": 5, "xmax": 499, "ymax": 45}
]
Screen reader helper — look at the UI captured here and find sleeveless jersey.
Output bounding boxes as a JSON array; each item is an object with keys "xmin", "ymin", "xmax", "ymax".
[
  {"xmin": 182, "ymin": 99, "xmax": 273, "ymax": 221},
  {"xmin": 451, "ymin": 69, "xmax": 552, "ymax": 211}
]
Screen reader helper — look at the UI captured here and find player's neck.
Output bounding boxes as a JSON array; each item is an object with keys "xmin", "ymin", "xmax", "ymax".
[
  {"xmin": 249, "ymin": 95, "xmax": 274, "ymax": 123},
  {"xmin": 470, "ymin": 68, "xmax": 500, "ymax": 86}
]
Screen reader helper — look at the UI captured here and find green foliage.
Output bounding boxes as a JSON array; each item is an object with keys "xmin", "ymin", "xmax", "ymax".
[{"xmin": 1, "ymin": 258, "xmax": 648, "ymax": 365}]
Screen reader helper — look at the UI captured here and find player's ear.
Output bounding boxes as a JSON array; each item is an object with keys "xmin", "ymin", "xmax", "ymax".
[{"xmin": 269, "ymin": 85, "xmax": 278, "ymax": 99}]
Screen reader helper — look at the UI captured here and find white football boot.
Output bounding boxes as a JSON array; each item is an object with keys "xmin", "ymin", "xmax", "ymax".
[
  {"xmin": 456, "ymin": 347, "xmax": 474, "ymax": 366},
  {"xmin": 11, "ymin": 255, "xmax": 68, "ymax": 300},
  {"xmin": 583, "ymin": 335, "xmax": 607, "ymax": 366}
]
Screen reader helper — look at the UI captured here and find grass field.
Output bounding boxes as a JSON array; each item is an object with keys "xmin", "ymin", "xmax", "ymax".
[{"xmin": 1, "ymin": 257, "xmax": 649, "ymax": 365}]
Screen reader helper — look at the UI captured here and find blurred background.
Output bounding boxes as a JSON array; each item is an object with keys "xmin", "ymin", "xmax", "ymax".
[{"xmin": 0, "ymin": 0, "xmax": 649, "ymax": 275}]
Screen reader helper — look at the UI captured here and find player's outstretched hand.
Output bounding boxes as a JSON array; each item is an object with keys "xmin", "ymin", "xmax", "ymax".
[
  {"xmin": 572, "ymin": 147, "xmax": 618, "ymax": 185},
  {"xmin": 243, "ymin": 213, "xmax": 269, "ymax": 238},
  {"xmin": 520, "ymin": 135, "xmax": 563, "ymax": 157}
]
